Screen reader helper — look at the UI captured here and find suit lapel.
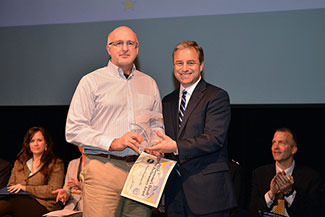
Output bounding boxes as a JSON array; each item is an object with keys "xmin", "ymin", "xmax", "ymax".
[
  {"xmin": 168, "ymin": 89, "xmax": 180, "ymax": 139},
  {"xmin": 177, "ymin": 79, "xmax": 207, "ymax": 139}
]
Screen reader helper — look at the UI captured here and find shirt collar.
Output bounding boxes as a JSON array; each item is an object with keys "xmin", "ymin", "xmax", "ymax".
[
  {"xmin": 107, "ymin": 61, "xmax": 136, "ymax": 80},
  {"xmin": 179, "ymin": 76, "xmax": 201, "ymax": 97},
  {"xmin": 26, "ymin": 158, "xmax": 43, "ymax": 177},
  {"xmin": 276, "ymin": 160, "xmax": 295, "ymax": 177}
]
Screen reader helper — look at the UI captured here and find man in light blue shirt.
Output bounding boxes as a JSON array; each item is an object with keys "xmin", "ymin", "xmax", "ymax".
[{"xmin": 66, "ymin": 26, "xmax": 162, "ymax": 217}]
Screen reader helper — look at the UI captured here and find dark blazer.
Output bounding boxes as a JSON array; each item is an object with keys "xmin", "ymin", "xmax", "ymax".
[
  {"xmin": 163, "ymin": 79, "xmax": 237, "ymax": 215},
  {"xmin": 0, "ymin": 158, "xmax": 12, "ymax": 189},
  {"xmin": 249, "ymin": 163, "xmax": 323, "ymax": 217}
]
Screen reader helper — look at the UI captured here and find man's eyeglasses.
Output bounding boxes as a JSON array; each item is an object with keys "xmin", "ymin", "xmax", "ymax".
[{"xmin": 108, "ymin": 40, "xmax": 138, "ymax": 48}]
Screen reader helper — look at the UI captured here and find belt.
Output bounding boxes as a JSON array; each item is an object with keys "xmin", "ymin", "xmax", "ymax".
[{"xmin": 92, "ymin": 154, "xmax": 138, "ymax": 162}]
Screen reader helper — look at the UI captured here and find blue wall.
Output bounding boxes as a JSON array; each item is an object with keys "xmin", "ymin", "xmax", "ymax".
[{"xmin": 1, "ymin": 8, "xmax": 325, "ymax": 105}]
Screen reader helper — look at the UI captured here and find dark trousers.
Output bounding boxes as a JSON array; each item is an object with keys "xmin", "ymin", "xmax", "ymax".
[
  {"xmin": 166, "ymin": 185, "xmax": 230, "ymax": 217},
  {"xmin": 0, "ymin": 195, "xmax": 48, "ymax": 217}
]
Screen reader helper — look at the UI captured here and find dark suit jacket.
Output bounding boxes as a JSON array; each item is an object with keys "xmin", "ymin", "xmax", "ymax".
[
  {"xmin": 249, "ymin": 163, "xmax": 323, "ymax": 217},
  {"xmin": 163, "ymin": 79, "xmax": 237, "ymax": 215},
  {"xmin": 0, "ymin": 158, "xmax": 12, "ymax": 189}
]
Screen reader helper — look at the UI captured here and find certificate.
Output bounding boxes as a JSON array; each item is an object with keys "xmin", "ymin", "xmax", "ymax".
[
  {"xmin": 121, "ymin": 152, "xmax": 176, "ymax": 208},
  {"xmin": 43, "ymin": 209, "xmax": 82, "ymax": 217}
]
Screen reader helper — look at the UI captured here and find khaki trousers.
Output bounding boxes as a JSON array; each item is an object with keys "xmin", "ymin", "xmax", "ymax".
[{"xmin": 81, "ymin": 155, "xmax": 151, "ymax": 217}]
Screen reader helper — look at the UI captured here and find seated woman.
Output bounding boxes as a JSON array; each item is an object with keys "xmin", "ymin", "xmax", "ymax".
[
  {"xmin": 51, "ymin": 146, "xmax": 85, "ymax": 212},
  {"xmin": 0, "ymin": 126, "xmax": 65, "ymax": 217}
]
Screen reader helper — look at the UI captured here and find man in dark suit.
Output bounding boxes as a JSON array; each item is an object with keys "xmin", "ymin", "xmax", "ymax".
[
  {"xmin": 249, "ymin": 128, "xmax": 323, "ymax": 217},
  {"xmin": 0, "ymin": 158, "xmax": 12, "ymax": 189},
  {"xmin": 145, "ymin": 40, "xmax": 237, "ymax": 217}
]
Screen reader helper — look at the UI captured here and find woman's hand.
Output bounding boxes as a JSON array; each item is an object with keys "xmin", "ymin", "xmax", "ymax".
[
  {"xmin": 52, "ymin": 189, "xmax": 68, "ymax": 205},
  {"xmin": 7, "ymin": 184, "xmax": 26, "ymax": 193}
]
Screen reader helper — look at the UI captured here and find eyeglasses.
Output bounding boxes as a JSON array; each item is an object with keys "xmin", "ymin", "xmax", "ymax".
[{"xmin": 108, "ymin": 40, "xmax": 138, "ymax": 48}]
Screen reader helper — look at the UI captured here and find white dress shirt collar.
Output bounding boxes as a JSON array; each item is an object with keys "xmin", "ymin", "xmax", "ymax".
[
  {"xmin": 107, "ymin": 61, "xmax": 136, "ymax": 80},
  {"xmin": 180, "ymin": 76, "xmax": 201, "ymax": 96},
  {"xmin": 276, "ymin": 160, "xmax": 295, "ymax": 177},
  {"xmin": 179, "ymin": 77, "xmax": 201, "ymax": 108}
]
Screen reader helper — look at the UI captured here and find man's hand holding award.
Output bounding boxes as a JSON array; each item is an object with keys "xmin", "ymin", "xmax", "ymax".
[{"xmin": 121, "ymin": 111, "xmax": 176, "ymax": 207}]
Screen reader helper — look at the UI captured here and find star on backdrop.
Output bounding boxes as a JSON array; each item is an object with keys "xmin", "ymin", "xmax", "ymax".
[{"xmin": 123, "ymin": 0, "xmax": 135, "ymax": 10}]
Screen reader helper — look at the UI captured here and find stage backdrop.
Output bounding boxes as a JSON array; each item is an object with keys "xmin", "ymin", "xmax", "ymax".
[
  {"xmin": 1, "ymin": 2, "xmax": 324, "ymax": 203},
  {"xmin": 1, "ymin": 1, "xmax": 325, "ymax": 105}
]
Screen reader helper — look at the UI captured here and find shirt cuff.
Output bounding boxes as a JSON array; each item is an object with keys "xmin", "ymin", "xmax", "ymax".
[
  {"xmin": 100, "ymin": 136, "xmax": 113, "ymax": 152},
  {"xmin": 265, "ymin": 192, "xmax": 274, "ymax": 208},
  {"xmin": 173, "ymin": 145, "xmax": 179, "ymax": 155},
  {"xmin": 284, "ymin": 190, "xmax": 296, "ymax": 207}
]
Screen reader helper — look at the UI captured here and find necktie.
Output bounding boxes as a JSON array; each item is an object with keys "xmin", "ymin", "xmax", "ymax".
[
  {"xmin": 178, "ymin": 90, "xmax": 187, "ymax": 128},
  {"xmin": 273, "ymin": 192, "xmax": 285, "ymax": 215}
]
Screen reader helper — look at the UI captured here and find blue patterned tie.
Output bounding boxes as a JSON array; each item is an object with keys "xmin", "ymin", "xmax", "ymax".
[{"xmin": 178, "ymin": 90, "xmax": 187, "ymax": 128}]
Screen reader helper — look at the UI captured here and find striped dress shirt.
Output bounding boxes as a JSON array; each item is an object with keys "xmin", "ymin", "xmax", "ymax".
[{"xmin": 66, "ymin": 61, "xmax": 162, "ymax": 156}]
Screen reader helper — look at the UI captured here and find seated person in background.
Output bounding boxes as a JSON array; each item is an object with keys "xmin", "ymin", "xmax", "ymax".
[
  {"xmin": 52, "ymin": 146, "xmax": 85, "ymax": 211},
  {"xmin": 229, "ymin": 159, "xmax": 256, "ymax": 217},
  {"xmin": 249, "ymin": 127, "xmax": 323, "ymax": 217},
  {"xmin": 229, "ymin": 159, "xmax": 248, "ymax": 217},
  {"xmin": 0, "ymin": 126, "xmax": 65, "ymax": 217},
  {"xmin": 0, "ymin": 158, "xmax": 12, "ymax": 189},
  {"xmin": 229, "ymin": 159, "xmax": 245, "ymax": 210}
]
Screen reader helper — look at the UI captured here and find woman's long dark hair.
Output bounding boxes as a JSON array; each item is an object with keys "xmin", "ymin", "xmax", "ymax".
[{"xmin": 17, "ymin": 126, "xmax": 57, "ymax": 178}]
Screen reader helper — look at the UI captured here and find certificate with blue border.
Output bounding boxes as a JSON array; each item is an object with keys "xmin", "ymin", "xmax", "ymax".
[{"xmin": 121, "ymin": 152, "xmax": 176, "ymax": 208}]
